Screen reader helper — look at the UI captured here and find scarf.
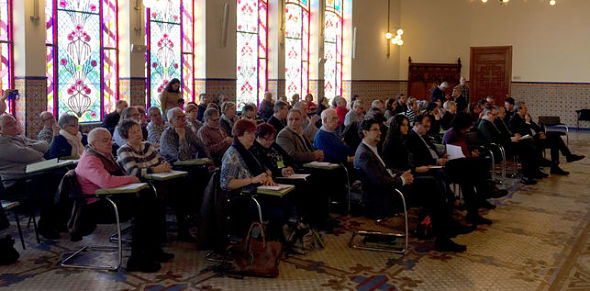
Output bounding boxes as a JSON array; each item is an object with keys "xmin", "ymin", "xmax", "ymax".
[
  {"xmin": 85, "ymin": 146, "xmax": 125, "ymax": 176},
  {"xmin": 60, "ymin": 129, "xmax": 85, "ymax": 158},
  {"xmin": 232, "ymin": 139, "xmax": 266, "ymax": 176}
]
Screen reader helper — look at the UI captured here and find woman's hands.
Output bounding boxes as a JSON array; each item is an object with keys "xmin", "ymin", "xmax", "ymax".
[
  {"xmin": 281, "ymin": 166, "xmax": 294, "ymax": 177},
  {"xmin": 153, "ymin": 162, "xmax": 172, "ymax": 173},
  {"xmin": 251, "ymin": 172, "xmax": 276, "ymax": 186}
]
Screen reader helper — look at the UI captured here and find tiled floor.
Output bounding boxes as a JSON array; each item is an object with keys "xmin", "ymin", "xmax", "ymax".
[{"xmin": 1, "ymin": 132, "xmax": 590, "ymax": 290}]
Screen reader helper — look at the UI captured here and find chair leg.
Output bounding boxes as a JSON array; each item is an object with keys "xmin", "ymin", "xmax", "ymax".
[
  {"xmin": 250, "ymin": 196, "xmax": 263, "ymax": 223},
  {"xmin": 14, "ymin": 212, "xmax": 25, "ymax": 249},
  {"xmin": 31, "ymin": 213, "xmax": 40, "ymax": 244}
]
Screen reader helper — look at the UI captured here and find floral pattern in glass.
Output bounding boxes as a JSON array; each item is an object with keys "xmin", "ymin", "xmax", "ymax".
[
  {"xmin": 324, "ymin": 0, "xmax": 343, "ymax": 100},
  {"xmin": 285, "ymin": 0, "xmax": 309, "ymax": 101},
  {"xmin": 0, "ymin": 0, "xmax": 13, "ymax": 113}
]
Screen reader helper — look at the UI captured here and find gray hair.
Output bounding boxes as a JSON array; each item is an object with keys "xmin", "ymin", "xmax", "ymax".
[
  {"xmin": 57, "ymin": 114, "xmax": 78, "ymax": 129},
  {"xmin": 118, "ymin": 119, "xmax": 140, "ymax": 140},
  {"xmin": 371, "ymin": 99, "xmax": 384, "ymax": 109},
  {"xmin": 291, "ymin": 101, "xmax": 306, "ymax": 111},
  {"xmin": 167, "ymin": 107, "xmax": 184, "ymax": 122},
  {"xmin": 39, "ymin": 111, "xmax": 53, "ymax": 120},
  {"xmin": 273, "ymin": 100, "xmax": 288, "ymax": 113},
  {"xmin": 203, "ymin": 108, "xmax": 219, "ymax": 121},
  {"xmin": 119, "ymin": 106, "xmax": 138, "ymax": 124},
  {"xmin": 88, "ymin": 127, "xmax": 110, "ymax": 144},
  {"xmin": 148, "ymin": 106, "xmax": 161, "ymax": 117},
  {"xmin": 353, "ymin": 100, "xmax": 362, "ymax": 108},
  {"xmin": 221, "ymin": 101, "xmax": 235, "ymax": 113},
  {"xmin": 321, "ymin": 108, "xmax": 337, "ymax": 122},
  {"xmin": 514, "ymin": 101, "xmax": 526, "ymax": 112},
  {"xmin": 440, "ymin": 81, "xmax": 449, "ymax": 88},
  {"xmin": 443, "ymin": 101, "xmax": 456, "ymax": 111}
]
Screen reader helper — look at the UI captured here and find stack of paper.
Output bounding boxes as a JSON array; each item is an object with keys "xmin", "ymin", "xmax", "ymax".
[
  {"xmin": 303, "ymin": 161, "xmax": 340, "ymax": 170},
  {"xmin": 257, "ymin": 184, "xmax": 295, "ymax": 197},
  {"xmin": 174, "ymin": 158, "xmax": 212, "ymax": 166}
]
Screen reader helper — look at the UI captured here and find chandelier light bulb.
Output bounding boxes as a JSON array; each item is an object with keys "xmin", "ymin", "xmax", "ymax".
[
  {"xmin": 385, "ymin": 32, "xmax": 393, "ymax": 39},
  {"xmin": 502, "ymin": 0, "xmax": 509, "ymax": 3},
  {"xmin": 549, "ymin": 0, "xmax": 556, "ymax": 6},
  {"xmin": 396, "ymin": 28, "xmax": 404, "ymax": 36},
  {"xmin": 397, "ymin": 39, "xmax": 404, "ymax": 46},
  {"xmin": 481, "ymin": 0, "xmax": 488, "ymax": 3}
]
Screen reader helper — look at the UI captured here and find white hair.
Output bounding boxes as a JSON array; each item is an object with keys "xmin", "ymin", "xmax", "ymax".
[
  {"xmin": 321, "ymin": 108, "xmax": 337, "ymax": 122},
  {"xmin": 167, "ymin": 107, "xmax": 183, "ymax": 122},
  {"xmin": 88, "ymin": 127, "xmax": 110, "ymax": 144}
]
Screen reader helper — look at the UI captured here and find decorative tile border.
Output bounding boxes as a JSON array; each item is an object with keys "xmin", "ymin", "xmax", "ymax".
[{"xmin": 14, "ymin": 78, "xmax": 48, "ymax": 138}]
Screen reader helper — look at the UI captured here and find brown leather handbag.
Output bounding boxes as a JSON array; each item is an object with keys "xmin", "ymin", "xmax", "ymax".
[{"xmin": 226, "ymin": 222, "xmax": 283, "ymax": 278}]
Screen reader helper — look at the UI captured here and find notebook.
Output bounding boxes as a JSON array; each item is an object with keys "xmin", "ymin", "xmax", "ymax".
[{"xmin": 257, "ymin": 184, "xmax": 295, "ymax": 197}]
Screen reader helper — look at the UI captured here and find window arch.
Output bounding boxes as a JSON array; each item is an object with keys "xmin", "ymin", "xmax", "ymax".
[
  {"xmin": 46, "ymin": 0, "xmax": 119, "ymax": 122},
  {"xmin": 323, "ymin": 0, "xmax": 342, "ymax": 99},
  {"xmin": 146, "ymin": 0, "xmax": 195, "ymax": 108},
  {"xmin": 285, "ymin": 0, "xmax": 309, "ymax": 100},
  {"xmin": 236, "ymin": 0, "xmax": 268, "ymax": 111}
]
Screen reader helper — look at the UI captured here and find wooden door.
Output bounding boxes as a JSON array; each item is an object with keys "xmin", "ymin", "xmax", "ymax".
[{"xmin": 469, "ymin": 46, "xmax": 512, "ymax": 105}]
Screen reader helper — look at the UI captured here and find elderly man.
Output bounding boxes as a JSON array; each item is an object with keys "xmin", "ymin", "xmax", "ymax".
[
  {"xmin": 431, "ymin": 81, "xmax": 448, "ymax": 103},
  {"xmin": 75, "ymin": 128, "xmax": 171, "ymax": 272},
  {"xmin": 344, "ymin": 100, "xmax": 364, "ymax": 127},
  {"xmin": 219, "ymin": 101, "xmax": 237, "ymax": 137},
  {"xmin": 266, "ymin": 100, "xmax": 289, "ymax": 132},
  {"xmin": 146, "ymin": 107, "xmax": 166, "ymax": 145},
  {"xmin": 37, "ymin": 111, "xmax": 59, "ymax": 144},
  {"xmin": 258, "ymin": 92, "xmax": 274, "ymax": 121},
  {"xmin": 313, "ymin": 109, "xmax": 354, "ymax": 164},
  {"xmin": 276, "ymin": 109, "xmax": 324, "ymax": 164},
  {"xmin": 160, "ymin": 107, "xmax": 208, "ymax": 163},
  {"xmin": 0, "ymin": 114, "xmax": 62, "ymax": 239},
  {"xmin": 198, "ymin": 108, "xmax": 232, "ymax": 165},
  {"xmin": 102, "ymin": 99, "xmax": 128, "ymax": 134},
  {"xmin": 455, "ymin": 76, "xmax": 470, "ymax": 105},
  {"xmin": 292, "ymin": 101, "xmax": 318, "ymax": 142},
  {"xmin": 370, "ymin": 99, "xmax": 385, "ymax": 113}
]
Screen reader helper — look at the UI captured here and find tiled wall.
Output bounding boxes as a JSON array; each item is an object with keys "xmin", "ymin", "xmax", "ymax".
[
  {"xmin": 349, "ymin": 80, "xmax": 408, "ymax": 110},
  {"xmin": 15, "ymin": 77, "xmax": 47, "ymax": 138},
  {"xmin": 511, "ymin": 82, "xmax": 590, "ymax": 128}
]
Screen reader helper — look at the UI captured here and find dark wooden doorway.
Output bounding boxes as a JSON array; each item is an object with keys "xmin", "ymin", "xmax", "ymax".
[{"xmin": 469, "ymin": 46, "xmax": 512, "ymax": 105}]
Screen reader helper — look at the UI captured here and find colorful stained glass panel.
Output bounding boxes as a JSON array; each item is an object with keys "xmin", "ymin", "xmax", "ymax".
[{"xmin": 285, "ymin": 1, "xmax": 309, "ymax": 100}]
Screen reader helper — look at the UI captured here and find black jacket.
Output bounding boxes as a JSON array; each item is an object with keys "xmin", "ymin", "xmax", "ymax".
[
  {"xmin": 267, "ymin": 115, "xmax": 285, "ymax": 132},
  {"xmin": 101, "ymin": 112, "xmax": 120, "ymax": 134},
  {"xmin": 250, "ymin": 141, "xmax": 294, "ymax": 177},
  {"xmin": 382, "ymin": 136, "xmax": 414, "ymax": 172},
  {"xmin": 478, "ymin": 119, "xmax": 509, "ymax": 147},
  {"xmin": 404, "ymin": 130, "xmax": 440, "ymax": 167}
]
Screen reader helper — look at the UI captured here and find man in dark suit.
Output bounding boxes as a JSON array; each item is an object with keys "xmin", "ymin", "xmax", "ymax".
[
  {"xmin": 354, "ymin": 119, "xmax": 471, "ymax": 252},
  {"xmin": 509, "ymin": 102, "xmax": 583, "ymax": 174},
  {"xmin": 405, "ymin": 114, "xmax": 495, "ymax": 225},
  {"xmin": 430, "ymin": 82, "xmax": 448, "ymax": 103},
  {"xmin": 504, "ymin": 97, "xmax": 515, "ymax": 124},
  {"xmin": 101, "ymin": 99, "xmax": 128, "ymax": 134},
  {"xmin": 478, "ymin": 105, "xmax": 539, "ymax": 184},
  {"xmin": 267, "ymin": 100, "xmax": 288, "ymax": 132}
]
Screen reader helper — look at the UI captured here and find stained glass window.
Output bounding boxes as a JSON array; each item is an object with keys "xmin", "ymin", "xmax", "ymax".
[
  {"xmin": 324, "ymin": 0, "xmax": 343, "ymax": 100},
  {"xmin": 236, "ymin": 0, "xmax": 268, "ymax": 111},
  {"xmin": 46, "ymin": 0, "xmax": 119, "ymax": 122},
  {"xmin": 146, "ymin": 0, "xmax": 194, "ymax": 108},
  {"xmin": 285, "ymin": 0, "xmax": 309, "ymax": 100},
  {"xmin": 0, "ymin": 0, "xmax": 13, "ymax": 114}
]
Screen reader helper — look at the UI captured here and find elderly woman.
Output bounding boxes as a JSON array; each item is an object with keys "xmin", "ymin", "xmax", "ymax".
[
  {"xmin": 198, "ymin": 108, "xmax": 233, "ymax": 165},
  {"xmin": 220, "ymin": 119, "xmax": 294, "ymax": 237},
  {"xmin": 46, "ymin": 114, "xmax": 87, "ymax": 159},
  {"xmin": 112, "ymin": 106, "xmax": 146, "ymax": 147},
  {"xmin": 75, "ymin": 128, "xmax": 171, "ymax": 272},
  {"xmin": 185, "ymin": 102, "xmax": 203, "ymax": 135},
  {"xmin": 116, "ymin": 119, "xmax": 197, "ymax": 241},
  {"xmin": 219, "ymin": 101, "xmax": 237, "ymax": 137}
]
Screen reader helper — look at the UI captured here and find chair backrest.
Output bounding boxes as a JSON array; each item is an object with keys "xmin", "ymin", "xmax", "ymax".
[
  {"xmin": 538, "ymin": 116, "xmax": 561, "ymax": 126},
  {"xmin": 577, "ymin": 109, "xmax": 590, "ymax": 121}
]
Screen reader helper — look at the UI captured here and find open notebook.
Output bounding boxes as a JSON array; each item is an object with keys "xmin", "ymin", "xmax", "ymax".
[
  {"xmin": 303, "ymin": 161, "xmax": 340, "ymax": 170},
  {"xmin": 257, "ymin": 184, "xmax": 295, "ymax": 197}
]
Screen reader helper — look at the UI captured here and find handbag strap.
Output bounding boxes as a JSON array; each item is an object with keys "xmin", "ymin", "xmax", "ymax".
[{"xmin": 245, "ymin": 222, "xmax": 266, "ymax": 250}]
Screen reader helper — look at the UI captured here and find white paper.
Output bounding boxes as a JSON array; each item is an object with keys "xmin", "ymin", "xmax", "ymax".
[
  {"xmin": 145, "ymin": 170, "xmax": 188, "ymax": 180},
  {"xmin": 281, "ymin": 173, "xmax": 310, "ymax": 180},
  {"xmin": 445, "ymin": 144, "xmax": 465, "ymax": 161},
  {"xmin": 257, "ymin": 184, "xmax": 293, "ymax": 191}
]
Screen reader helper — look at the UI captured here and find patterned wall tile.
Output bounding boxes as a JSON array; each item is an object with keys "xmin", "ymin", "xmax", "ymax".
[
  {"xmin": 14, "ymin": 78, "xmax": 47, "ymax": 138},
  {"xmin": 205, "ymin": 79, "xmax": 236, "ymax": 103},
  {"xmin": 130, "ymin": 78, "xmax": 147, "ymax": 108}
]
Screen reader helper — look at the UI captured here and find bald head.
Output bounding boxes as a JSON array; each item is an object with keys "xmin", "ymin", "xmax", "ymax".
[
  {"xmin": 321, "ymin": 108, "xmax": 339, "ymax": 131},
  {"xmin": 0, "ymin": 114, "xmax": 19, "ymax": 136},
  {"xmin": 40, "ymin": 111, "xmax": 55, "ymax": 127},
  {"xmin": 88, "ymin": 128, "xmax": 113, "ymax": 156}
]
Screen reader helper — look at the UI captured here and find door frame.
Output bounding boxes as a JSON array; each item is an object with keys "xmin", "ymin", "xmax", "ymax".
[{"xmin": 469, "ymin": 46, "xmax": 513, "ymax": 103}]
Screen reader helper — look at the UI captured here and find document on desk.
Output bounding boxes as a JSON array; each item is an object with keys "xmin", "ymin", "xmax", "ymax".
[
  {"xmin": 280, "ymin": 173, "xmax": 310, "ymax": 180},
  {"xmin": 95, "ymin": 183, "xmax": 148, "ymax": 195},
  {"xmin": 257, "ymin": 184, "xmax": 295, "ymax": 197},
  {"xmin": 26, "ymin": 158, "xmax": 75, "ymax": 174},
  {"xmin": 144, "ymin": 170, "xmax": 188, "ymax": 181},
  {"xmin": 445, "ymin": 144, "xmax": 465, "ymax": 161},
  {"xmin": 303, "ymin": 161, "xmax": 340, "ymax": 169},
  {"xmin": 174, "ymin": 158, "xmax": 212, "ymax": 166}
]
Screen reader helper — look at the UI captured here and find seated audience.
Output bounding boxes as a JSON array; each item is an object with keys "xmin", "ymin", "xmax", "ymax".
[
  {"xmin": 355, "ymin": 118, "xmax": 468, "ymax": 252},
  {"xmin": 292, "ymin": 101, "xmax": 319, "ymax": 143},
  {"xmin": 276, "ymin": 109, "xmax": 324, "ymax": 164},
  {"xmin": 46, "ymin": 114, "xmax": 87, "ymax": 159},
  {"xmin": 405, "ymin": 97, "xmax": 419, "ymax": 124},
  {"xmin": 159, "ymin": 78, "xmax": 182, "ymax": 120},
  {"xmin": 478, "ymin": 105, "xmax": 540, "ymax": 185},
  {"xmin": 76, "ymin": 128, "xmax": 171, "ymax": 272},
  {"xmin": 344, "ymin": 100, "xmax": 364, "ymax": 127},
  {"xmin": 267, "ymin": 100, "xmax": 289, "ymax": 132},
  {"xmin": 112, "ymin": 106, "xmax": 146, "ymax": 147},
  {"xmin": 504, "ymin": 97, "xmax": 515, "ymax": 124},
  {"xmin": 394, "ymin": 93, "xmax": 408, "ymax": 114},
  {"xmin": 196, "ymin": 93, "xmax": 209, "ymax": 122},
  {"xmin": 185, "ymin": 102, "xmax": 203, "ymax": 135},
  {"xmin": 198, "ymin": 108, "xmax": 233, "ymax": 165},
  {"xmin": 315, "ymin": 96, "xmax": 329, "ymax": 119},
  {"xmin": 241, "ymin": 103, "xmax": 257, "ymax": 121},
  {"xmin": 370, "ymin": 99, "xmax": 385, "ymax": 113},
  {"xmin": 313, "ymin": 109, "xmax": 354, "ymax": 164},
  {"xmin": 102, "ymin": 99, "xmax": 128, "ymax": 134},
  {"xmin": 441, "ymin": 100, "xmax": 457, "ymax": 130},
  {"xmin": 37, "ymin": 111, "xmax": 59, "ymax": 144},
  {"xmin": 291, "ymin": 93, "xmax": 301, "ymax": 107},
  {"xmin": 384, "ymin": 98, "xmax": 397, "ymax": 120},
  {"xmin": 334, "ymin": 96, "xmax": 348, "ymax": 127},
  {"xmin": 430, "ymin": 81, "xmax": 448, "ymax": 103},
  {"xmin": 258, "ymin": 92, "xmax": 275, "ymax": 121},
  {"xmin": 0, "ymin": 114, "xmax": 61, "ymax": 239},
  {"xmin": 147, "ymin": 107, "xmax": 166, "ymax": 145},
  {"xmin": 160, "ymin": 107, "xmax": 209, "ymax": 163},
  {"xmin": 305, "ymin": 93, "xmax": 317, "ymax": 114},
  {"xmin": 220, "ymin": 101, "xmax": 237, "ymax": 137},
  {"xmin": 509, "ymin": 102, "xmax": 583, "ymax": 174}
]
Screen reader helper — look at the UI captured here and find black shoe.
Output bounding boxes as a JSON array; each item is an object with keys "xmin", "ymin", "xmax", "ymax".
[
  {"xmin": 448, "ymin": 222, "xmax": 477, "ymax": 237},
  {"xmin": 489, "ymin": 188, "xmax": 509, "ymax": 199},
  {"xmin": 435, "ymin": 237, "xmax": 466, "ymax": 252},
  {"xmin": 521, "ymin": 177, "xmax": 537, "ymax": 185},
  {"xmin": 535, "ymin": 171, "xmax": 549, "ymax": 179},
  {"xmin": 479, "ymin": 200, "xmax": 497, "ymax": 210},
  {"xmin": 126, "ymin": 256, "xmax": 161, "ymax": 273},
  {"xmin": 152, "ymin": 248, "xmax": 175, "ymax": 262},
  {"xmin": 466, "ymin": 214, "xmax": 492, "ymax": 225},
  {"xmin": 0, "ymin": 235, "xmax": 19, "ymax": 265},
  {"xmin": 550, "ymin": 166, "xmax": 569, "ymax": 175},
  {"xmin": 566, "ymin": 154, "xmax": 585, "ymax": 162}
]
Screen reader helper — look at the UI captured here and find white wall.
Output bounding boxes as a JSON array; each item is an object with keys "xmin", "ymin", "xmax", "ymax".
[{"xmin": 399, "ymin": 0, "xmax": 590, "ymax": 82}]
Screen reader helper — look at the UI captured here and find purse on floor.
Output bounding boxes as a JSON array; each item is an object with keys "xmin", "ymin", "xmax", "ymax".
[{"xmin": 225, "ymin": 222, "xmax": 283, "ymax": 278}]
